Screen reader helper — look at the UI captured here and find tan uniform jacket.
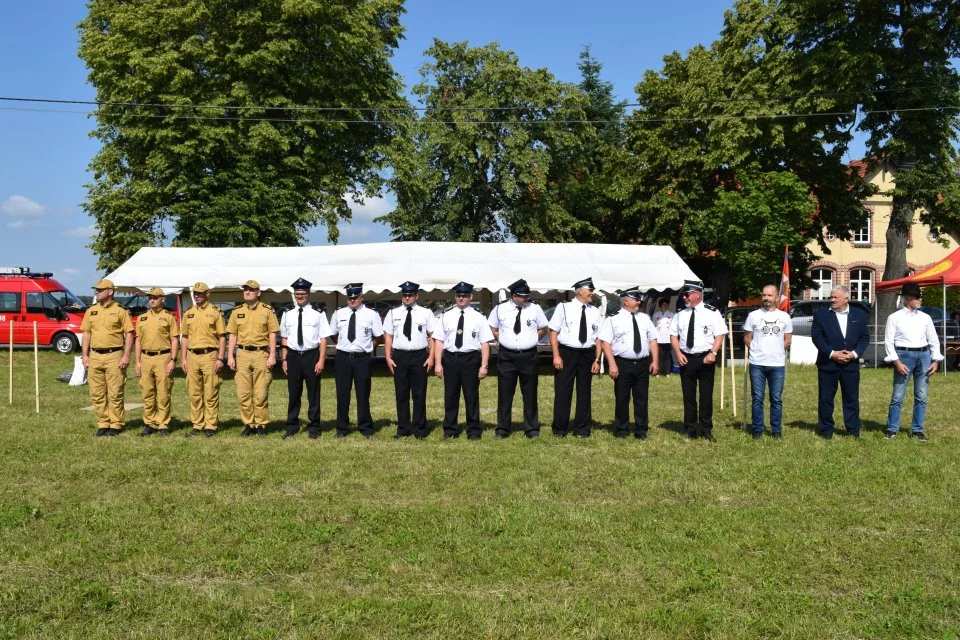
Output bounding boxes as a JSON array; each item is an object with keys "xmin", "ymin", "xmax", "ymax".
[
  {"xmin": 226, "ymin": 302, "xmax": 279, "ymax": 347},
  {"xmin": 136, "ymin": 309, "xmax": 179, "ymax": 351},
  {"xmin": 81, "ymin": 301, "xmax": 133, "ymax": 348},
  {"xmin": 182, "ymin": 303, "xmax": 225, "ymax": 349}
]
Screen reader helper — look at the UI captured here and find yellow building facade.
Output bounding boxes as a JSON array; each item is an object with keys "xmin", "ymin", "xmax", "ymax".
[{"xmin": 804, "ymin": 162, "xmax": 958, "ymax": 301}]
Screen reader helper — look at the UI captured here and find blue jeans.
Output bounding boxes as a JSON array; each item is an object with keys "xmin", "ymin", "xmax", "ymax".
[
  {"xmin": 887, "ymin": 349, "xmax": 932, "ymax": 433},
  {"xmin": 750, "ymin": 364, "xmax": 785, "ymax": 434}
]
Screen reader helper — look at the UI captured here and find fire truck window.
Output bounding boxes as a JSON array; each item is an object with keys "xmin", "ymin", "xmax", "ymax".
[
  {"xmin": 0, "ymin": 292, "xmax": 20, "ymax": 313},
  {"xmin": 26, "ymin": 292, "xmax": 59, "ymax": 317}
]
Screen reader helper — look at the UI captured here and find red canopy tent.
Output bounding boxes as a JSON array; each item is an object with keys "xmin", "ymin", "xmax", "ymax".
[{"xmin": 875, "ymin": 247, "xmax": 960, "ymax": 372}]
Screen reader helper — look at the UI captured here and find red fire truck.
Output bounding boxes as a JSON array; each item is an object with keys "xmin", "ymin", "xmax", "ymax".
[{"xmin": 0, "ymin": 267, "xmax": 87, "ymax": 353}]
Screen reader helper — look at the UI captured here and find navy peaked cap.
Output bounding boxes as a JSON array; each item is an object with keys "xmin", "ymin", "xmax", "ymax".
[
  {"xmin": 291, "ymin": 277, "xmax": 312, "ymax": 291},
  {"xmin": 453, "ymin": 281, "xmax": 474, "ymax": 294},
  {"xmin": 680, "ymin": 279, "xmax": 704, "ymax": 293},
  {"xmin": 617, "ymin": 286, "xmax": 643, "ymax": 300},
  {"xmin": 345, "ymin": 283, "xmax": 364, "ymax": 296},
  {"xmin": 399, "ymin": 281, "xmax": 420, "ymax": 294},
  {"xmin": 508, "ymin": 279, "xmax": 531, "ymax": 296},
  {"xmin": 573, "ymin": 277, "xmax": 595, "ymax": 291}
]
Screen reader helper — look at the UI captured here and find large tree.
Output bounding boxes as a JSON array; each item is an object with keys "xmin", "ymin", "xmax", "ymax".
[
  {"xmin": 380, "ymin": 40, "xmax": 589, "ymax": 242},
  {"xmin": 79, "ymin": 0, "xmax": 405, "ymax": 270}
]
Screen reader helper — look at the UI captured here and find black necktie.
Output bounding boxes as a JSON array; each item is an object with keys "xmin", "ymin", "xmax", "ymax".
[
  {"xmin": 686, "ymin": 308, "xmax": 695, "ymax": 350},
  {"xmin": 579, "ymin": 304, "xmax": 588, "ymax": 344},
  {"xmin": 513, "ymin": 305, "xmax": 522, "ymax": 334},
  {"xmin": 633, "ymin": 313, "xmax": 641, "ymax": 353},
  {"xmin": 297, "ymin": 307, "xmax": 304, "ymax": 346},
  {"xmin": 455, "ymin": 310, "xmax": 465, "ymax": 349},
  {"xmin": 347, "ymin": 309, "xmax": 357, "ymax": 342},
  {"xmin": 403, "ymin": 306, "xmax": 413, "ymax": 340}
]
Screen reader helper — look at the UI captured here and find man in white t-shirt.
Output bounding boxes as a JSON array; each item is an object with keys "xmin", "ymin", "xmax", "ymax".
[
  {"xmin": 743, "ymin": 284, "xmax": 793, "ymax": 440},
  {"xmin": 651, "ymin": 298, "xmax": 674, "ymax": 377}
]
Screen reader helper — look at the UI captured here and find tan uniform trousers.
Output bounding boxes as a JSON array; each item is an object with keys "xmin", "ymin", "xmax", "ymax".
[
  {"xmin": 187, "ymin": 350, "xmax": 221, "ymax": 430},
  {"xmin": 235, "ymin": 349, "xmax": 272, "ymax": 426},
  {"xmin": 139, "ymin": 353, "xmax": 174, "ymax": 429},
  {"xmin": 89, "ymin": 350, "xmax": 126, "ymax": 430}
]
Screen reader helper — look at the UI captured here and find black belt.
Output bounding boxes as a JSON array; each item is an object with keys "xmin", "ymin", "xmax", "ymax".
[
  {"xmin": 615, "ymin": 354, "xmax": 649, "ymax": 362},
  {"xmin": 287, "ymin": 348, "xmax": 318, "ymax": 355},
  {"xmin": 560, "ymin": 345, "xmax": 595, "ymax": 352},
  {"xmin": 896, "ymin": 346, "xmax": 929, "ymax": 352},
  {"xmin": 239, "ymin": 345, "xmax": 269, "ymax": 352},
  {"xmin": 499, "ymin": 346, "xmax": 537, "ymax": 354},
  {"xmin": 445, "ymin": 350, "xmax": 479, "ymax": 357},
  {"xmin": 337, "ymin": 350, "xmax": 371, "ymax": 358},
  {"xmin": 189, "ymin": 347, "xmax": 217, "ymax": 354},
  {"xmin": 142, "ymin": 349, "xmax": 171, "ymax": 356},
  {"xmin": 91, "ymin": 347, "xmax": 122, "ymax": 354},
  {"xmin": 394, "ymin": 348, "xmax": 428, "ymax": 353},
  {"xmin": 684, "ymin": 351, "xmax": 711, "ymax": 357}
]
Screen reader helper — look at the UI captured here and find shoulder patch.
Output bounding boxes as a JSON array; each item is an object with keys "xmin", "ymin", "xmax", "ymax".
[
  {"xmin": 139, "ymin": 314, "xmax": 148, "ymax": 321},
  {"xmin": 262, "ymin": 304, "xmax": 273, "ymax": 311},
  {"xmin": 704, "ymin": 304, "xmax": 718, "ymax": 312},
  {"xmin": 186, "ymin": 312, "xmax": 194, "ymax": 318}
]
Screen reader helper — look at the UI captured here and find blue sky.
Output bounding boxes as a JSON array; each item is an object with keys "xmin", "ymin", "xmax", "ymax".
[{"xmin": 0, "ymin": 0, "xmax": 742, "ymax": 294}]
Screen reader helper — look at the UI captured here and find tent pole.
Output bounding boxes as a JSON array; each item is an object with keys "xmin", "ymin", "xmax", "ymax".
[{"xmin": 944, "ymin": 279, "xmax": 948, "ymax": 377}]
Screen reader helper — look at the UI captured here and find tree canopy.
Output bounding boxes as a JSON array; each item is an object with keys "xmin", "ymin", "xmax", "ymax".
[{"xmin": 79, "ymin": 0, "xmax": 405, "ymax": 270}]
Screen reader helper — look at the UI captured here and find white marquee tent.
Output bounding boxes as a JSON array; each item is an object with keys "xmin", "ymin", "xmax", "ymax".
[{"xmin": 105, "ymin": 242, "xmax": 700, "ymax": 299}]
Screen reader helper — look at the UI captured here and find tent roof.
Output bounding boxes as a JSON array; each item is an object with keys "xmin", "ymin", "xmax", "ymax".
[
  {"xmin": 105, "ymin": 242, "xmax": 700, "ymax": 295},
  {"xmin": 875, "ymin": 247, "xmax": 960, "ymax": 291}
]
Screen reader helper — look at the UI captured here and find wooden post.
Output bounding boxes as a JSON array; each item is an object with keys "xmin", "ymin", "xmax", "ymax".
[
  {"xmin": 8, "ymin": 320, "xmax": 12, "ymax": 405},
  {"xmin": 729, "ymin": 315, "xmax": 736, "ymax": 417},
  {"xmin": 33, "ymin": 321, "xmax": 40, "ymax": 413},
  {"xmin": 720, "ymin": 325, "xmax": 726, "ymax": 410},
  {"xmin": 742, "ymin": 345, "xmax": 750, "ymax": 430}
]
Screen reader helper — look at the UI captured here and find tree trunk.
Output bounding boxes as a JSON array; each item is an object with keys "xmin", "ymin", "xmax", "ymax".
[{"xmin": 878, "ymin": 192, "xmax": 914, "ymax": 333}]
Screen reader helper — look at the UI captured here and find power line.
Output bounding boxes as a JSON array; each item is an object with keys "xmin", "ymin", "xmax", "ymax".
[{"xmin": 0, "ymin": 84, "xmax": 952, "ymax": 114}]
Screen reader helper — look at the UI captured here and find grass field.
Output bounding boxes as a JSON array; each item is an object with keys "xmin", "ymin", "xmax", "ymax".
[{"xmin": 1, "ymin": 350, "xmax": 959, "ymax": 638}]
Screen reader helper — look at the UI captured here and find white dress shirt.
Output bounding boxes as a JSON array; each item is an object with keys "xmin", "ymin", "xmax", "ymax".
[
  {"xmin": 670, "ymin": 302, "xmax": 728, "ymax": 353},
  {"xmin": 884, "ymin": 306, "xmax": 943, "ymax": 362},
  {"xmin": 652, "ymin": 310, "xmax": 674, "ymax": 344},
  {"xmin": 437, "ymin": 306, "xmax": 494, "ymax": 352},
  {"xmin": 548, "ymin": 300, "xmax": 603, "ymax": 347},
  {"xmin": 383, "ymin": 304, "xmax": 435, "ymax": 350},
  {"xmin": 330, "ymin": 305, "xmax": 384, "ymax": 353},
  {"xmin": 488, "ymin": 301, "xmax": 548, "ymax": 350},
  {"xmin": 743, "ymin": 308, "xmax": 792, "ymax": 367},
  {"xmin": 598, "ymin": 309, "xmax": 658, "ymax": 358},
  {"xmin": 280, "ymin": 304, "xmax": 332, "ymax": 351}
]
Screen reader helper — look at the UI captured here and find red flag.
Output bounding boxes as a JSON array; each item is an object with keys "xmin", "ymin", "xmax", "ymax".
[{"xmin": 778, "ymin": 246, "xmax": 790, "ymax": 311}]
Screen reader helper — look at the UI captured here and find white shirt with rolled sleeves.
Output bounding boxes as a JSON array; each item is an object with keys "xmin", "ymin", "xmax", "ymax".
[
  {"xmin": 488, "ymin": 301, "xmax": 548, "ymax": 350},
  {"xmin": 438, "ymin": 307, "xmax": 494, "ymax": 352},
  {"xmin": 599, "ymin": 309, "xmax": 658, "ymax": 358},
  {"xmin": 652, "ymin": 310, "xmax": 674, "ymax": 344},
  {"xmin": 884, "ymin": 307, "xmax": 943, "ymax": 362},
  {"xmin": 330, "ymin": 305, "xmax": 384, "ymax": 353},
  {"xmin": 670, "ymin": 302, "xmax": 728, "ymax": 354},
  {"xmin": 548, "ymin": 301, "xmax": 603, "ymax": 348},
  {"xmin": 743, "ymin": 308, "xmax": 792, "ymax": 367},
  {"xmin": 280, "ymin": 304, "xmax": 333, "ymax": 351},
  {"xmin": 383, "ymin": 304, "xmax": 435, "ymax": 350}
]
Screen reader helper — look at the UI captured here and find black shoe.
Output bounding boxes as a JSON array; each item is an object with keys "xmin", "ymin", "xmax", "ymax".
[
  {"xmin": 752, "ymin": 432, "xmax": 762, "ymax": 440},
  {"xmin": 106, "ymin": 429, "xmax": 121, "ymax": 436},
  {"xmin": 157, "ymin": 429, "xmax": 170, "ymax": 437},
  {"xmin": 847, "ymin": 432, "xmax": 860, "ymax": 439},
  {"xmin": 703, "ymin": 434, "xmax": 716, "ymax": 442},
  {"xmin": 526, "ymin": 432, "xmax": 540, "ymax": 439},
  {"xmin": 335, "ymin": 432, "xmax": 348, "ymax": 439},
  {"xmin": 686, "ymin": 433, "xmax": 697, "ymax": 440},
  {"xmin": 494, "ymin": 433, "xmax": 507, "ymax": 440},
  {"xmin": 414, "ymin": 435, "xmax": 427, "ymax": 440},
  {"xmin": 282, "ymin": 429, "xmax": 298, "ymax": 440},
  {"xmin": 910, "ymin": 431, "xmax": 929, "ymax": 441},
  {"xmin": 884, "ymin": 430, "xmax": 897, "ymax": 440},
  {"xmin": 256, "ymin": 426, "xmax": 266, "ymax": 437},
  {"xmin": 204, "ymin": 430, "xmax": 215, "ymax": 438},
  {"xmin": 308, "ymin": 431, "xmax": 320, "ymax": 440},
  {"xmin": 818, "ymin": 432, "xmax": 833, "ymax": 440},
  {"xmin": 615, "ymin": 433, "xmax": 628, "ymax": 439},
  {"xmin": 553, "ymin": 431, "xmax": 567, "ymax": 438},
  {"xmin": 634, "ymin": 432, "xmax": 648, "ymax": 440},
  {"xmin": 362, "ymin": 433, "xmax": 373, "ymax": 439},
  {"xmin": 240, "ymin": 426, "xmax": 254, "ymax": 437},
  {"xmin": 94, "ymin": 428, "xmax": 109, "ymax": 437},
  {"xmin": 393, "ymin": 433, "xmax": 410, "ymax": 440},
  {"xmin": 467, "ymin": 434, "xmax": 481, "ymax": 441},
  {"xmin": 139, "ymin": 426, "xmax": 156, "ymax": 437},
  {"xmin": 185, "ymin": 429, "xmax": 203, "ymax": 438},
  {"xmin": 573, "ymin": 433, "xmax": 589, "ymax": 439},
  {"xmin": 771, "ymin": 433, "xmax": 783, "ymax": 440}
]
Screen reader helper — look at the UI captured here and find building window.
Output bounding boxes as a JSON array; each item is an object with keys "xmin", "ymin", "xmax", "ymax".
[
  {"xmin": 853, "ymin": 216, "xmax": 871, "ymax": 245},
  {"xmin": 928, "ymin": 230, "xmax": 939, "ymax": 243},
  {"xmin": 810, "ymin": 268, "xmax": 833, "ymax": 300},
  {"xmin": 850, "ymin": 268, "xmax": 873, "ymax": 302},
  {"xmin": 825, "ymin": 229, "xmax": 836, "ymax": 241}
]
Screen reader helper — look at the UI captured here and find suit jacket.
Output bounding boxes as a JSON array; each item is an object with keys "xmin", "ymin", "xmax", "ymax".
[{"xmin": 811, "ymin": 306, "xmax": 870, "ymax": 371}]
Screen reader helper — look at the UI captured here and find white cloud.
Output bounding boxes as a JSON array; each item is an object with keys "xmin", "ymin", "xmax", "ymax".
[
  {"xmin": 339, "ymin": 224, "xmax": 374, "ymax": 240},
  {"xmin": 61, "ymin": 267, "xmax": 80, "ymax": 275},
  {"xmin": 1, "ymin": 195, "xmax": 46, "ymax": 217},
  {"xmin": 344, "ymin": 193, "xmax": 393, "ymax": 220},
  {"xmin": 65, "ymin": 225, "xmax": 97, "ymax": 238}
]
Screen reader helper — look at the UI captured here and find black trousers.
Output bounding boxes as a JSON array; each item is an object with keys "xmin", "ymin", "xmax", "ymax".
[
  {"xmin": 552, "ymin": 345, "xmax": 595, "ymax": 436},
  {"xmin": 334, "ymin": 351, "xmax": 374, "ymax": 436},
  {"xmin": 614, "ymin": 355, "xmax": 651, "ymax": 436},
  {"xmin": 657, "ymin": 342, "xmax": 673, "ymax": 374},
  {"xmin": 286, "ymin": 349, "xmax": 320, "ymax": 433},
  {"xmin": 496, "ymin": 347, "xmax": 539, "ymax": 436},
  {"xmin": 442, "ymin": 350, "xmax": 482, "ymax": 438},
  {"xmin": 817, "ymin": 366, "xmax": 861, "ymax": 436},
  {"xmin": 680, "ymin": 352, "xmax": 715, "ymax": 437},
  {"xmin": 393, "ymin": 348, "xmax": 429, "ymax": 437}
]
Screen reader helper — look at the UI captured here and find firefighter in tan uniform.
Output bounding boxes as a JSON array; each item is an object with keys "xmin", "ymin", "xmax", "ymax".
[
  {"xmin": 227, "ymin": 280, "xmax": 279, "ymax": 436},
  {"xmin": 180, "ymin": 282, "xmax": 226, "ymax": 437},
  {"xmin": 134, "ymin": 287, "xmax": 179, "ymax": 436},
  {"xmin": 81, "ymin": 278, "xmax": 134, "ymax": 436}
]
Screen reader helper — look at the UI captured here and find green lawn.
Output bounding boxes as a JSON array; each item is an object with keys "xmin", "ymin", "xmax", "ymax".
[{"xmin": 1, "ymin": 351, "xmax": 958, "ymax": 638}]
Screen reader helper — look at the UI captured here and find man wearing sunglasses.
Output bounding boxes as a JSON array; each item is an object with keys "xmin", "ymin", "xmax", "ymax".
[
  {"xmin": 330, "ymin": 283, "xmax": 384, "ymax": 438},
  {"xmin": 134, "ymin": 287, "xmax": 179, "ymax": 436},
  {"xmin": 384, "ymin": 281, "xmax": 435, "ymax": 439}
]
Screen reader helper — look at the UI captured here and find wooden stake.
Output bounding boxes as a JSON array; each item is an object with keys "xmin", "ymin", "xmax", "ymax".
[
  {"xmin": 729, "ymin": 315, "xmax": 736, "ymax": 417},
  {"xmin": 720, "ymin": 325, "xmax": 726, "ymax": 410},
  {"xmin": 8, "ymin": 320, "xmax": 12, "ymax": 405},
  {"xmin": 33, "ymin": 321, "xmax": 40, "ymax": 413},
  {"xmin": 742, "ymin": 345, "xmax": 750, "ymax": 430}
]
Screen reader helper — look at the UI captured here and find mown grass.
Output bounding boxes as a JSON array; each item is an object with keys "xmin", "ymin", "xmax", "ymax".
[{"xmin": 0, "ymin": 351, "xmax": 958, "ymax": 638}]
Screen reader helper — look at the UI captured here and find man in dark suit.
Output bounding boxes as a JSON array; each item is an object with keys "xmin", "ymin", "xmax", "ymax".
[{"xmin": 811, "ymin": 285, "xmax": 870, "ymax": 439}]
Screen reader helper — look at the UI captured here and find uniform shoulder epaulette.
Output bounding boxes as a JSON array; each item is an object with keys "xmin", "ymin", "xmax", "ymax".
[
  {"xmin": 704, "ymin": 304, "xmax": 718, "ymax": 312},
  {"xmin": 262, "ymin": 303, "xmax": 273, "ymax": 311}
]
